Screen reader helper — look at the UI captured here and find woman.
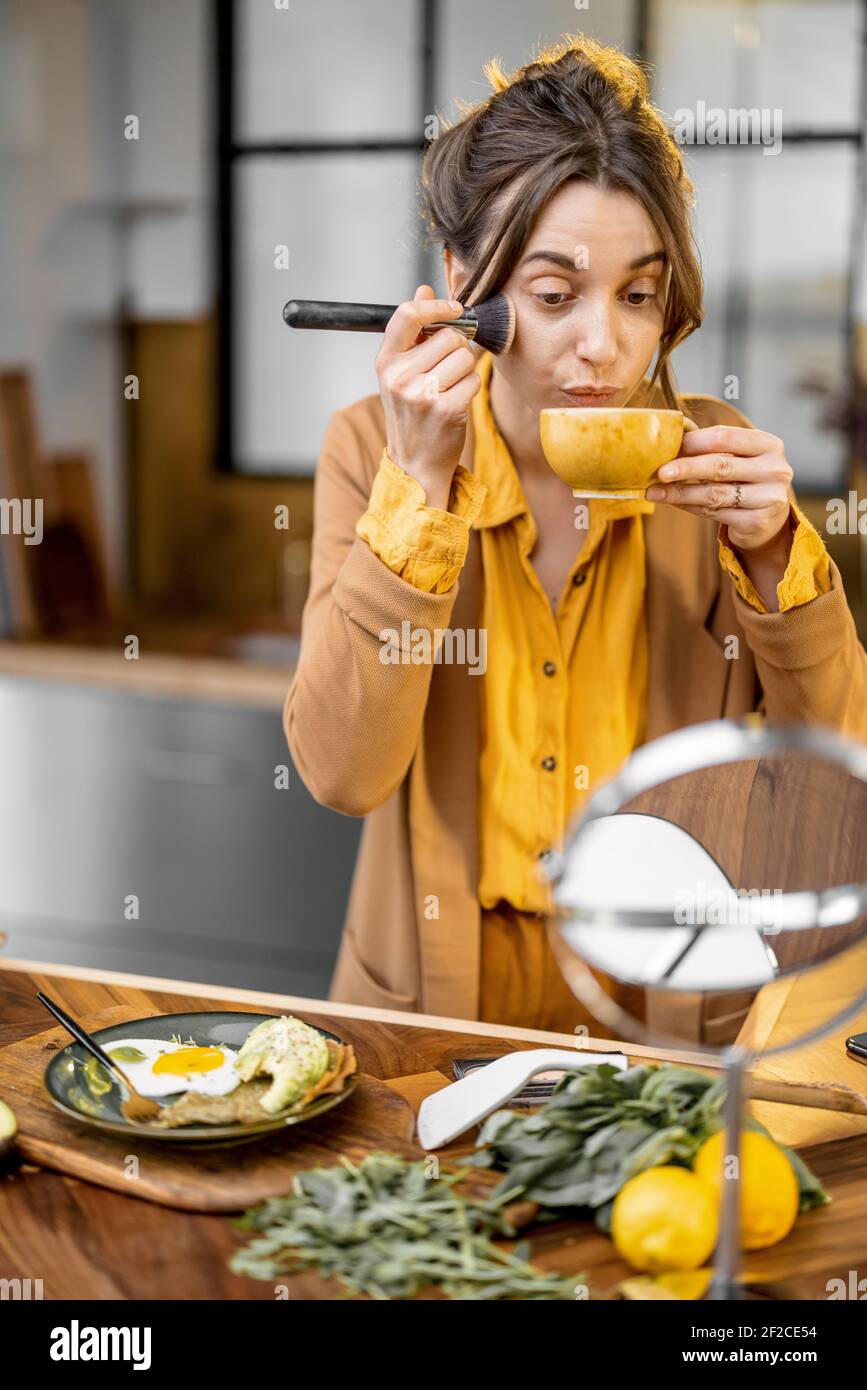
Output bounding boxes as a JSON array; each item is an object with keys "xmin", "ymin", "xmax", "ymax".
[{"xmin": 284, "ymin": 38, "xmax": 867, "ymax": 1035}]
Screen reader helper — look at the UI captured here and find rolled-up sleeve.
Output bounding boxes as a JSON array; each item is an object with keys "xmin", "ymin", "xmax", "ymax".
[
  {"xmin": 356, "ymin": 449, "xmax": 487, "ymax": 594},
  {"xmin": 718, "ymin": 502, "xmax": 831, "ymax": 614}
]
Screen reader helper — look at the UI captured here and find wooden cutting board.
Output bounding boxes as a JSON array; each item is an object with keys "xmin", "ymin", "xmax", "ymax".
[{"xmin": 0, "ymin": 1006, "xmax": 418, "ymax": 1212}]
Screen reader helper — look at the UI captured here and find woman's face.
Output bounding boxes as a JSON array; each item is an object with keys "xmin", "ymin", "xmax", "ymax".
[{"xmin": 448, "ymin": 179, "xmax": 668, "ymax": 413}]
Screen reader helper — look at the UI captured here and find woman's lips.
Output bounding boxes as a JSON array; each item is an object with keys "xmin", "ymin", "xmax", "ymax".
[{"xmin": 559, "ymin": 387, "xmax": 619, "ymax": 406}]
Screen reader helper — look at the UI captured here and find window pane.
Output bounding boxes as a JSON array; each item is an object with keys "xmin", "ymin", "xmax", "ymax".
[
  {"xmin": 234, "ymin": 153, "xmax": 423, "ymax": 472},
  {"xmin": 236, "ymin": 0, "xmax": 421, "ymax": 142},
  {"xmin": 671, "ymin": 144, "xmax": 854, "ymax": 489},
  {"xmin": 649, "ymin": 0, "xmax": 862, "ymax": 132},
  {"xmin": 435, "ymin": 0, "xmax": 637, "ymax": 121}
]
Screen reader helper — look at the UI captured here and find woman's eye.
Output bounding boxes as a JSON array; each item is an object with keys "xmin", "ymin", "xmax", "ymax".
[
  {"xmin": 624, "ymin": 291, "xmax": 654, "ymax": 307},
  {"xmin": 534, "ymin": 292, "xmax": 571, "ymax": 307}
]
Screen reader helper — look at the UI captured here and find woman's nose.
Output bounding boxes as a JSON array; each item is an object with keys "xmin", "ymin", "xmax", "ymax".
[{"xmin": 574, "ymin": 305, "xmax": 618, "ymax": 367}]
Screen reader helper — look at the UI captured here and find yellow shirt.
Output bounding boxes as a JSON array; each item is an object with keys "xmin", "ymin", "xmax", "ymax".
[{"xmin": 356, "ymin": 351, "xmax": 831, "ymax": 912}]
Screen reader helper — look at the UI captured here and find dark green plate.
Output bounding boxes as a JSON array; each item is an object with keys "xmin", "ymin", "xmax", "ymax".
[{"xmin": 43, "ymin": 1010, "xmax": 357, "ymax": 1146}]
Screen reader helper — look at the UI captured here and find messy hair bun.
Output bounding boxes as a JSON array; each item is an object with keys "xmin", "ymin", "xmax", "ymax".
[{"xmin": 421, "ymin": 35, "xmax": 703, "ymax": 408}]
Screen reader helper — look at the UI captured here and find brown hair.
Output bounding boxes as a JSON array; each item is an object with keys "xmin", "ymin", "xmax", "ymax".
[{"xmin": 421, "ymin": 35, "xmax": 703, "ymax": 409}]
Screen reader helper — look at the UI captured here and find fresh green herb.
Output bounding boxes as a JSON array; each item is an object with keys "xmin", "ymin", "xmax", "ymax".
[
  {"xmin": 468, "ymin": 1063, "xmax": 829, "ymax": 1231},
  {"xmin": 169, "ymin": 1034, "xmax": 198, "ymax": 1047},
  {"xmin": 229, "ymin": 1152, "xmax": 585, "ymax": 1300}
]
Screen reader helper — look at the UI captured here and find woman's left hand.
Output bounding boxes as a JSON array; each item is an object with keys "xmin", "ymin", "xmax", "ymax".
[{"xmin": 646, "ymin": 425, "xmax": 794, "ymax": 554}]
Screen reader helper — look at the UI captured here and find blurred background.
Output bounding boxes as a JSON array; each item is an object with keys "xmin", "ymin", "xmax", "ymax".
[{"xmin": 0, "ymin": 0, "xmax": 865, "ymax": 998}]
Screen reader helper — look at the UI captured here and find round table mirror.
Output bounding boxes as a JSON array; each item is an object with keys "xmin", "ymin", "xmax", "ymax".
[{"xmin": 545, "ymin": 718, "xmax": 867, "ymax": 1298}]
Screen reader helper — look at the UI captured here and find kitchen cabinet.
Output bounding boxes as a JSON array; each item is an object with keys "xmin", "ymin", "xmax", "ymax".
[{"xmin": 0, "ymin": 675, "xmax": 361, "ymax": 996}]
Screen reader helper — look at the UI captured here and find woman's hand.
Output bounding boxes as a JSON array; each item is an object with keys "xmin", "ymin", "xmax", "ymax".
[
  {"xmin": 646, "ymin": 425, "xmax": 794, "ymax": 550},
  {"xmin": 376, "ymin": 284, "xmax": 482, "ymax": 510},
  {"xmin": 644, "ymin": 425, "xmax": 794, "ymax": 550},
  {"xmin": 645, "ymin": 425, "xmax": 796, "ymax": 610}
]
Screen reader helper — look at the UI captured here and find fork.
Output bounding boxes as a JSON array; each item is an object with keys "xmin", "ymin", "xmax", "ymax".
[{"xmin": 36, "ymin": 992, "xmax": 160, "ymax": 1123}]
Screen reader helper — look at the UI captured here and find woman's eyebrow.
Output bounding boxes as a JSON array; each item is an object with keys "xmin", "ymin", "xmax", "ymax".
[
  {"xmin": 518, "ymin": 249, "xmax": 667, "ymax": 271},
  {"xmin": 629, "ymin": 251, "xmax": 667, "ymax": 270}
]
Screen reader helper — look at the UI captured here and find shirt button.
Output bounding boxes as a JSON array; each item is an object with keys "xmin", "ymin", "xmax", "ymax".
[
  {"xmin": 573, "ymin": 571, "xmax": 587, "ymax": 587},
  {"xmin": 542, "ymin": 660, "xmax": 556, "ymax": 677},
  {"xmin": 537, "ymin": 847, "xmax": 563, "ymax": 876},
  {"xmin": 541, "ymin": 755, "xmax": 557, "ymax": 771}
]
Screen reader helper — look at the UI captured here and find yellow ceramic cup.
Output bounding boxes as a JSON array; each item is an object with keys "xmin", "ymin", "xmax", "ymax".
[{"xmin": 540, "ymin": 407, "xmax": 686, "ymax": 499}]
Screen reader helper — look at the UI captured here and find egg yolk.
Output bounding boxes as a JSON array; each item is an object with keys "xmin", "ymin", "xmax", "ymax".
[{"xmin": 152, "ymin": 1047, "xmax": 226, "ymax": 1076}]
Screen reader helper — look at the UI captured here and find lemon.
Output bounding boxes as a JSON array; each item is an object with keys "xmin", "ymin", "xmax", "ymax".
[
  {"xmin": 611, "ymin": 1166, "xmax": 719, "ymax": 1272},
  {"xmin": 693, "ymin": 1129, "xmax": 798, "ymax": 1250},
  {"xmin": 620, "ymin": 1269, "xmax": 715, "ymax": 1301},
  {"xmin": 655, "ymin": 1268, "xmax": 715, "ymax": 1300}
]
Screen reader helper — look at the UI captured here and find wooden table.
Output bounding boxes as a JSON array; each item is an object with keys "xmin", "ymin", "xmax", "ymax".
[{"xmin": 1, "ymin": 954, "xmax": 866, "ymax": 1300}]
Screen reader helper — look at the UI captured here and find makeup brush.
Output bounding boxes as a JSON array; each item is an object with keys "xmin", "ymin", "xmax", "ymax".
[{"xmin": 283, "ymin": 293, "xmax": 516, "ymax": 355}]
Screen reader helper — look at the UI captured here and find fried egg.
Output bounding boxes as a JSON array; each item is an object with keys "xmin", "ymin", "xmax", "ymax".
[{"xmin": 101, "ymin": 1037, "xmax": 241, "ymax": 1099}]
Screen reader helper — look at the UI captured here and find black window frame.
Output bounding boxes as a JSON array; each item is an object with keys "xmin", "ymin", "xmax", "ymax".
[
  {"xmin": 215, "ymin": 0, "xmax": 867, "ymax": 490},
  {"xmin": 214, "ymin": 0, "xmax": 438, "ymax": 476}
]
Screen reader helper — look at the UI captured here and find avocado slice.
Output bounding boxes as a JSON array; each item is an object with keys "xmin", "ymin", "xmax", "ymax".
[{"xmin": 0, "ymin": 1098, "xmax": 17, "ymax": 1160}]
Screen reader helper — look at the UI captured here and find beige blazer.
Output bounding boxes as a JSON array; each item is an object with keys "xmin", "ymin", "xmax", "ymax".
[{"xmin": 284, "ymin": 387, "xmax": 867, "ymax": 1022}]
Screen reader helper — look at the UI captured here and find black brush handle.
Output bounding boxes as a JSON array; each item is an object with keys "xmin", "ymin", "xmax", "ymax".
[
  {"xmin": 283, "ymin": 298, "xmax": 478, "ymax": 337},
  {"xmin": 284, "ymin": 300, "xmax": 398, "ymax": 331}
]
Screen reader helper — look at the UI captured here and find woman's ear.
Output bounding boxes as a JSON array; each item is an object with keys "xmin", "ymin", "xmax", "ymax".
[{"xmin": 443, "ymin": 247, "xmax": 468, "ymax": 301}]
